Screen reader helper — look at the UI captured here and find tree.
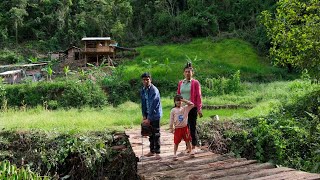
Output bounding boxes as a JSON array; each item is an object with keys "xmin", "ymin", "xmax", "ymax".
[
  {"xmin": 9, "ymin": 7, "xmax": 28, "ymax": 44},
  {"xmin": 0, "ymin": 14, "xmax": 8, "ymax": 44},
  {"xmin": 261, "ymin": 0, "xmax": 320, "ymax": 80},
  {"xmin": 111, "ymin": 20, "xmax": 125, "ymax": 42}
]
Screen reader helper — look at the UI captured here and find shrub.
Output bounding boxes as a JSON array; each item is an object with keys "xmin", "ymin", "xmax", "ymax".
[
  {"xmin": 198, "ymin": 88, "xmax": 320, "ymax": 173},
  {"xmin": 237, "ymin": 88, "xmax": 319, "ymax": 172},
  {"xmin": 60, "ymin": 81, "xmax": 107, "ymax": 108},
  {"xmin": 203, "ymin": 70, "xmax": 242, "ymax": 96},
  {"xmin": 0, "ymin": 160, "xmax": 49, "ymax": 180},
  {"xmin": 47, "ymin": 100, "xmax": 58, "ymax": 110},
  {"xmin": 1, "ymin": 81, "xmax": 107, "ymax": 109},
  {"xmin": 0, "ymin": 130, "xmax": 139, "ymax": 179},
  {"xmin": 0, "ymin": 49, "xmax": 24, "ymax": 64},
  {"xmin": 102, "ymin": 75, "xmax": 136, "ymax": 106},
  {"xmin": 152, "ymin": 78, "xmax": 177, "ymax": 97},
  {"xmin": 0, "ymin": 85, "xmax": 5, "ymax": 99}
]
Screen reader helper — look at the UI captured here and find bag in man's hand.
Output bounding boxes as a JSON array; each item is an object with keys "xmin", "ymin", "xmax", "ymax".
[{"xmin": 141, "ymin": 120, "xmax": 153, "ymax": 136}]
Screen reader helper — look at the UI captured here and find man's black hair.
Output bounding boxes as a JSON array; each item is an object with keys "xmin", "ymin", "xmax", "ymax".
[{"xmin": 141, "ymin": 72, "xmax": 151, "ymax": 79}]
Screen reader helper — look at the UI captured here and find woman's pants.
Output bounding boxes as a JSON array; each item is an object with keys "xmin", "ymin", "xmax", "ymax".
[{"xmin": 188, "ymin": 107, "xmax": 198, "ymax": 147}]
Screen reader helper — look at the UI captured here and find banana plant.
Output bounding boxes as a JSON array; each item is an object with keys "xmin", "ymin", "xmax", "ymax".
[
  {"xmin": 42, "ymin": 65, "xmax": 54, "ymax": 81},
  {"xmin": 142, "ymin": 58, "xmax": 157, "ymax": 72},
  {"xmin": 28, "ymin": 56, "xmax": 38, "ymax": 63},
  {"xmin": 185, "ymin": 55, "xmax": 202, "ymax": 72},
  {"xmin": 63, "ymin": 66, "xmax": 70, "ymax": 78},
  {"xmin": 159, "ymin": 57, "xmax": 174, "ymax": 73},
  {"xmin": 0, "ymin": 160, "xmax": 50, "ymax": 179}
]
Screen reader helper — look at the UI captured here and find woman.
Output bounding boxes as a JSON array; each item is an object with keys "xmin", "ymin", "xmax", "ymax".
[{"xmin": 177, "ymin": 62, "xmax": 202, "ymax": 152}]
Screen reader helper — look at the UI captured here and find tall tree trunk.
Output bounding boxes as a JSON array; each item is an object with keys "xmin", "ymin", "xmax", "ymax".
[{"xmin": 15, "ymin": 21, "xmax": 18, "ymax": 44}]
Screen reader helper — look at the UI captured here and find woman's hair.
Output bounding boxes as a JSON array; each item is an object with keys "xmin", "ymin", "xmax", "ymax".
[
  {"xmin": 174, "ymin": 94, "xmax": 183, "ymax": 107},
  {"xmin": 184, "ymin": 62, "xmax": 193, "ymax": 71}
]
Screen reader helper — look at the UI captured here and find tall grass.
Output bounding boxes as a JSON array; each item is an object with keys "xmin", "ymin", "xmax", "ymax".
[
  {"xmin": 121, "ymin": 38, "xmax": 287, "ymax": 82},
  {"xmin": 202, "ymin": 80, "xmax": 319, "ymax": 120},
  {"xmin": 1, "ymin": 80, "xmax": 318, "ymax": 132},
  {"xmin": 0, "ymin": 99, "xmax": 175, "ymax": 132},
  {"xmin": 204, "ymin": 80, "xmax": 318, "ymax": 112},
  {"xmin": 0, "ymin": 102, "xmax": 141, "ymax": 132}
]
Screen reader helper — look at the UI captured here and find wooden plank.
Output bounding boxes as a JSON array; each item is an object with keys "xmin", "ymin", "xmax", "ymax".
[
  {"xmin": 138, "ymin": 151, "xmax": 215, "ymax": 166},
  {"xmin": 252, "ymin": 170, "xmax": 320, "ymax": 180},
  {"xmin": 138, "ymin": 153, "xmax": 234, "ymax": 174},
  {"xmin": 187, "ymin": 163, "xmax": 275, "ymax": 179},
  {"xmin": 215, "ymin": 167, "xmax": 295, "ymax": 180},
  {"xmin": 126, "ymin": 128, "xmax": 320, "ymax": 180},
  {"xmin": 149, "ymin": 159, "xmax": 257, "ymax": 178},
  {"xmin": 138, "ymin": 152, "xmax": 222, "ymax": 170},
  {"xmin": 141, "ymin": 162, "xmax": 274, "ymax": 180}
]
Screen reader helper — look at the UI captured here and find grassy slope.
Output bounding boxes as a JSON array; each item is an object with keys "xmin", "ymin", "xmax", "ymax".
[
  {"xmin": 1, "ymin": 80, "xmax": 318, "ymax": 132},
  {"xmin": 121, "ymin": 38, "xmax": 286, "ymax": 82},
  {"xmin": 1, "ymin": 38, "xmax": 308, "ymax": 132}
]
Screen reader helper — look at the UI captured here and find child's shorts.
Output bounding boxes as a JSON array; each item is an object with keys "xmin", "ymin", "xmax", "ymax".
[{"xmin": 174, "ymin": 126, "xmax": 192, "ymax": 145}]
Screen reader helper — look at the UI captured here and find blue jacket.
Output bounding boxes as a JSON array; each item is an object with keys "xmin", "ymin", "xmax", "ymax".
[{"xmin": 140, "ymin": 84, "xmax": 162, "ymax": 121}]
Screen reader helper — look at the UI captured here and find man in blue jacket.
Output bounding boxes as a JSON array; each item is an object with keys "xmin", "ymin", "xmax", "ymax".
[{"xmin": 140, "ymin": 72, "xmax": 162, "ymax": 160}]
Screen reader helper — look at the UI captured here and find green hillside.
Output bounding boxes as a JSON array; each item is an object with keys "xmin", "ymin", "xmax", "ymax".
[{"xmin": 121, "ymin": 38, "xmax": 288, "ymax": 82}]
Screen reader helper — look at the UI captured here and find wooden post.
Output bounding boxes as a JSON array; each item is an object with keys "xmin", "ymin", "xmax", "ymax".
[
  {"xmin": 108, "ymin": 56, "xmax": 114, "ymax": 66},
  {"xmin": 85, "ymin": 54, "xmax": 87, "ymax": 67},
  {"xmin": 96, "ymin": 55, "xmax": 99, "ymax": 66},
  {"xmin": 84, "ymin": 42, "xmax": 87, "ymax": 67}
]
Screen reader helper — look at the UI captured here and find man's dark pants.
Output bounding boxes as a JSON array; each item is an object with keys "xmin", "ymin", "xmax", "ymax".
[{"xmin": 149, "ymin": 120, "xmax": 160, "ymax": 154}]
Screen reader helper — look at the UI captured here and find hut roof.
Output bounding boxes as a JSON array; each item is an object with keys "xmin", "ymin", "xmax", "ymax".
[
  {"xmin": 0, "ymin": 63, "xmax": 47, "ymax": 69},
  {"xmin": 0, "ymin": 69, "xmax": 22, "ymax": 76},
  {"xmin": 64, "ymin": 46, "xmax": 82, "ymax": 53},
  {"xmin": 81, "ymin": 37, "xmax": 111, "ymax": 41}
]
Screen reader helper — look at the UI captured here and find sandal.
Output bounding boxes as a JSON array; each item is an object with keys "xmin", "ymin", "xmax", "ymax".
[
  {"xmin": 172, "ymin": 155, "xmax": 178, "ymax": 161},
  {"xmin": 155, "ymin": 154, "xmax": 162, "ymax": 160},
  {"xmin": 189, "ymin": 150, "xmax": 195, "ymax": 158},
  {"xmin": 177, "ymin": 151, "xmax": 185, "ymax": 157},
  {"xmin": 145, "ymin": 152, "xmax": 155, "ymax": 157}
]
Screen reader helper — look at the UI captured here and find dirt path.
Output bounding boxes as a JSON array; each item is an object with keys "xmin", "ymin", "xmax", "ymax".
[{"xmin": 125, "ymin": 127, "xmax": 320, "ymax": 180}]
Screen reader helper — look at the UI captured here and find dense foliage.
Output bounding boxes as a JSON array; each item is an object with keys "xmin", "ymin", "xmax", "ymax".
[
  {"xmin": 0, "ymin": 0, "xmax": 319, "ymax": 176},
  {"xmin": 1, "ymin": 80, "xmax": 107, "ymax": 109},
  {"xmin": 261, "ymin": 0, "xmax": 320, "ymax": 80},
  {"xmin": 198, "ymin": 86, "xmax": 320, "ymax": 173},
  {"xmin": 0, "ymin": 130, "xmax": 138, "ymax": 179},
  {"xmin": 203, "ymin": 70, "xmax": 242, "ymax": 96},
  {"xmin": 121, "ymin": 38, "xmax": 291, "ymax": 89},
  {"xmin": 0, "ymin": 0, "xmax": 132, "ymax": 50},
  {"xmin": 0, "ymin": 0, "xmax": 275, "ymax": 53},
  {"xmin": 130, "ymin": 0, "xmax": 275, "ymax": 51},
  {"xmin": 0, "ymin": 49, "xmax": 24, "ymax": 64},
  {"xmin": 0, "ymin": 160, "xmax": 49, "ymax": 180}
]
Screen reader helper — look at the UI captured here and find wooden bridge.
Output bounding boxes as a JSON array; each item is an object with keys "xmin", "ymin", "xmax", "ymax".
[{"xmin": 126, "ymin": 128, "xmax": 320, "ymax": 180}]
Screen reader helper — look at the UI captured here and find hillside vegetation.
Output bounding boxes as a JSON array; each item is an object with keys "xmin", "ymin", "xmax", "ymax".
[
  {"xmin": 0, "ymin": 0, "xmax": 319, "ymax": 177},
  {"xmin": 121, "ymin": 38, "xmax": 289, "ymax": 82}
]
